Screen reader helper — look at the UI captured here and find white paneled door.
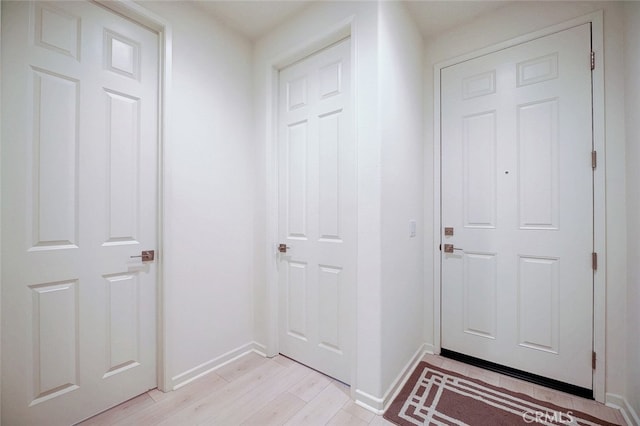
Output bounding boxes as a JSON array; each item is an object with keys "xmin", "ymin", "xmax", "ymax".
[
  {"xmin": 278, "ymin": 38, "xmax": 354, "ymax": 384},
  {"xmin": 2, "ymin": 1, "xmax": 158, "ymax": 424},
  {"xmin": 441, "ymin": 24, "xmax": 594, "ymax": 389}
]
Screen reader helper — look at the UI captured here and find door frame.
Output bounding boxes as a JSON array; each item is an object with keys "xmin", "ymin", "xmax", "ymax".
[
  {"xmin": 0, "ymin": 4, "xmax": 4, "ymax": 420},
  {"xmin": 432, "ymin": 11, "xmax": 606, "ymax": 403},
  {"xmin": 0, "ymin": 0, "xmax": 172, "ymax": 394},
  {"xmin": 94, "ymin": 0, "xmax": 173, "ymax": 393},
  {"xmin": 262, "ymin": 18, "xmax": 357, "ymax": 390}
]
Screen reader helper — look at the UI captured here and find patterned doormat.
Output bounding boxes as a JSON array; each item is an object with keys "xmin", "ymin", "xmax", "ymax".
[{"xmin": 383, "ymin": 361, "xmax": 620, "ymax": 425}]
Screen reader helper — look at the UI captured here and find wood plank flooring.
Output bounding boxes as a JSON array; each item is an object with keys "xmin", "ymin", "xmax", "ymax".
[{"xmin": 79, "ymin": 352, "xmax": 626, "ymax": 425}]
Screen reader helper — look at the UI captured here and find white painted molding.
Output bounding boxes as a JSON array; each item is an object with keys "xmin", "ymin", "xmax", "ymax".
[
  {"xmin": 354, "ymin": 389, "xmax": 385, "ymax": 415},
  {"xmin": 590, "ymin": 9, "xmax": 607, "ymax": 405},
  {"xmin": 424, "ymin": 343, "xmax": 437, "ymax": 355},
  {"xmin": 432, "ymin": 10, "xmax": 606, "ymax": 403},
  {"xmin": 606, "ymin": 393, "xmax": 640, "ymax": 426},
  {"xmin": 252, "ymin": 341, "xmax": 268, "ymax": 357},
  {"xmin": 171, "ymin": 342, "xmax": 264, "ymax": 390},
  {"xmin": 381, "ymin": 344, "xmax": 428, "ymax": 410},
  {"xmin": 0, "ymin": 3, "xmax": 3, "ymax": 424},
  {"xmin": 355, "ymin": 344, "xmax": 428, "ymax": 414}
]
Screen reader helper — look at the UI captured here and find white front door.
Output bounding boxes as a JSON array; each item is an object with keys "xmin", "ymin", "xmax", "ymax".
[
  {"xmin": 441, "ymin": 24, "xmax": 593, "ymax": 390},
  {"xmin": 2, "ymin": 1, "xmax": 159, "ymax": 424},
  {"xmin": 277, "ymin": 38, "xmax": 355, "ymax": 384}
]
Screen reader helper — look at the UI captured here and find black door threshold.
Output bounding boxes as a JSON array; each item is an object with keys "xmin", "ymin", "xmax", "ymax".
[{"xmin": 440, "ymin": 348, "xmax": 593, "ymax": 400}]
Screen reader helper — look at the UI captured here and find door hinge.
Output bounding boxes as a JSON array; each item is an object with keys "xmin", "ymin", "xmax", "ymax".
[
  {"xmin": 439, "ymin": 244, "xmax": 442, "ymax": 251},
  {"xmin": 592, "ymin": 151, "xmax": 597, "ymax": 169},
  {"xmin": 592, "ymin": 252, "xmax": 598, "ymax": 271},
  {"xmin": 591, "ymin": 51, "xmax": 595, "ymax": 70},
  {"xmin": 592, "ymin": 351, "xmax": 597, "ymax": 369}
]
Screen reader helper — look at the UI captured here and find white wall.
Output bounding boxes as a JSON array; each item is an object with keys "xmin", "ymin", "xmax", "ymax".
[
  {"xmin": 423, "ymin": 1, "xmax": 628, "ymax": 401},
  {"xmin": 141, "ymin": 1, "xmax": 255, "ymax": 387},
  {"xmin": 378, "ymin": 1, "xmax": 425, "ymax": 394},
  {"xmin": 0, "ymin": 3, "xmax": 3, "ymax": 420},
  {"xmin": 624, "ymin": 0, "xmax": 640, "ymax": 418}
]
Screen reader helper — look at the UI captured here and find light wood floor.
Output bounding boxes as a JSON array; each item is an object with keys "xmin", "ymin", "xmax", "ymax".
[{"xmin": 79, "ymin": 352, "xmax": 626, "ymax": 425}]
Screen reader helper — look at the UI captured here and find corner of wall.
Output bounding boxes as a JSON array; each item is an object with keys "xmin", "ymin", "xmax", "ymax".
[
  {"xmin": 606, "ymin": 394, "xmax": 640, "ymax": 426},
  {"xmin": 171, "ymin": 342, "xmax": 263, "ymax": 390},
  {"xmin": 140, "ymin": 0, "xmax": 257, "ymax": 386},
  {"xmin": 377, "ymin": 0, "xmax": 426, "ymax": 395},
  {"xmin": 0, "ymin": 2, "xmax": 3, "ymax": 422},
  {"xmin": 623, "ymin": 0, "xmax": 640, "ymax": 418}
]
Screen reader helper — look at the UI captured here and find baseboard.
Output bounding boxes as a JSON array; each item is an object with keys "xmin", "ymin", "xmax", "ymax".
[
  {"xmin": 252, "ymin": 341, "xmax": 268, "ymax": 357},
  {"xmin": 380, "ymin": 343, "xmax": 428, "ymax": 411},
  {"xmin": 606, "ymin": 393, "xmax": 640, "ymax": 426},
  {"xmin": 354, "ymin": 389, "xmax": 385, "ymax": 415},
  {"xmin": 354, "ymin": 343, "xmax": 428, "ymax": 415},
  {"xmin": 424, "ymin": 343, "xmax": 437, "ymax": 355},
  {"xmin": 171, "ymin": 341, "xmax": 266, "ymax": 390}
]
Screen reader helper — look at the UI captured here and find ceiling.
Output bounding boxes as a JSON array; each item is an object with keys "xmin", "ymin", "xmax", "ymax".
[
  {"xmin": 190, "ymin": 1, "xmax": 507, "ymax": 42},
  {"xmin": 190, "ymin": 1, "xmax": 312, "ymax": 41},
  {"xmin": 404, "ymin": 1, "xmax": 506, "ymax": 39}
]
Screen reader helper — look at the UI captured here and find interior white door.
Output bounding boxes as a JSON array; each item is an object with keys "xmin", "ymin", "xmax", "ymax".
[
  {"xmin": 277, "ymin": 38, "xmax": 354, "ymax": 384},
  {"xmin": 1, "ymin": 1, "xmax": 158, "ymax": 424},
  {"xmin": 441, "ymin": 24, "xmax": 593, "ymax": 390}
]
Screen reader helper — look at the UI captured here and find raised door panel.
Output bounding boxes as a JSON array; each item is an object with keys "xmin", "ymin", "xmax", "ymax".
[
  {"xmin": 34, "ymin": 3, "xmax": 80, "ymax": 59},
  {"xmin": 317, "ymin": 265, "xmax": 342, "ymax": 353},
  {"xmin": 105, "ymin": 30, "xmax": 140, "ymax": 80},
  {"xmin": 462, "ymin": 111, "xmax": 497, "ymax": 229},
  {"xmin": 517, "ymin": 53, "xmax": 559, "ymax": 87},
  {"xmin": 518, "ymin": 256, "xmax": 559, "ymax": 353},
  {"xmin": 104, "ymin": 90, "xmax": 140, "ymax": 245},
  {"xmin": 286, "ymin": 262, "xmax": 308, "ymax": 341},
  {"xmin": 319, "ymin": 61, "xmax": 342, "ymax": 99},
  {"xmin": 318, "ymin": 111, "xmax": 341, "ymax": 241},
  {"xmin": 286, "ymin": 122, "xmax": 308, "ymax": 239},
  {"xmin": 104, "ymin": 273, "xmax": 141, "ymax": 378},
  {"xmin": 462, "ymin": 70, "xmax": 496, "ymax": 100},
  {"xmin": 30, "ymin": 69, "xmax": 79, "ymax": 250},
  {"xmin": 463, "ymin": 253, "xmax": 497, "ymax": 339},
  {"xmin": 29, "ymin": 280, "xmax": 79, "ymax": 405},
  {"xmin": 518, "ymin": 99, "xmax": 559, "ymax": 229},
  {"xmin": 287, "ymin": 76, "xmax": 307, "ymax": 111}
]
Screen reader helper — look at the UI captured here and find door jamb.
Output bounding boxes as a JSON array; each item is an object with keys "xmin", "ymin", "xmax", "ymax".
[
  {"xmin": 0, "ymin": 3, "xmax": 4, "ymax": 420},
  {"xmin": 262, "ymin": 18, "xmax": 355, "ymax": 387},
  {"xmin": 95, "ymin": 0, "xmax": 173, "ymax": 392},
  {"xmin": 432, "ymin": 11, "xmax": 606, "ymax": 403}
]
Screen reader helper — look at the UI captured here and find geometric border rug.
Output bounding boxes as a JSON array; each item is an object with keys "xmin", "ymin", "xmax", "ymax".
[{"xmin": 383, "ymin": 361, "xmax": 620, "ymax": 425}]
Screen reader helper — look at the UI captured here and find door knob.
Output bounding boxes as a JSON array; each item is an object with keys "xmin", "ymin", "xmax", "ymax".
[
  {"xmin": 130, "ymin": 250, "xmax": 155, "ymax": 261},
  {"xmin": 443, "ymin": 244, "xmax": 463, "ymax": 254},
  {"xmin": 278, "ymin": 244, "xmax": 290, "ymax": 253}
]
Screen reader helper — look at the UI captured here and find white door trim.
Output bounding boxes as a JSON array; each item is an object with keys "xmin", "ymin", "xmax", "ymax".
[
  {"xmin": 94, "ymin": 0, "xmax": 173, "ymax": 392},
  {"xmin": 0, "ymin": 4, "xmax": 4, "ymax": 421},
  {"xmin": 432, "ymin": 10, "xmax": 606, "ymax": 403},
  {"xmin": 263, "ymin": 17, "xmax": 356, "ymax": 388}
]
